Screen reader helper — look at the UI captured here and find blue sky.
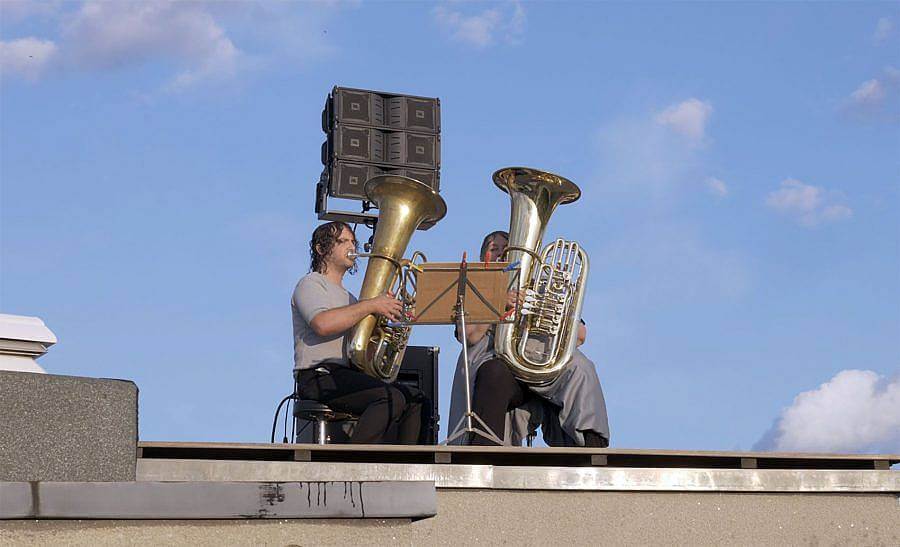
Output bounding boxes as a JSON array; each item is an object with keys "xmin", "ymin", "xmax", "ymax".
[{"xmin": 2, "ymin": 1, "xmax": 898, "ymax": 452}]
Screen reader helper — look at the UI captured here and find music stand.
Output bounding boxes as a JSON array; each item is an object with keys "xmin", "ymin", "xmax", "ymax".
[{"xmin": 413, "ymin": 255, "xmax": 511, "ymax": 445}]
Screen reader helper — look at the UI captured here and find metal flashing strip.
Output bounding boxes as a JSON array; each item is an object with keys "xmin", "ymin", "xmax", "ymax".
[
  {"xmin": 0, "ymin": 339, "xmax": 49, "ymax": 357},
  {"xmin": 137, "ymin": 459, "xmax": 900, "ymax": 493},
  {"xmin": 137, "ymin": 441, "xmax": 900, "ymax": 471},
  {"xmin": 0, "ymin": 480, "xmax": 436, "ymax": 520}
]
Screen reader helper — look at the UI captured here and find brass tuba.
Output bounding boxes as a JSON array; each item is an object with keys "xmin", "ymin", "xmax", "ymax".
[
  {"xmin": 348, "ymin": 175, "xmax": 447, "ymax": 382},
  {"xmin": 493, "ymin": 167, "xmax": 589, "ymax": 385}
]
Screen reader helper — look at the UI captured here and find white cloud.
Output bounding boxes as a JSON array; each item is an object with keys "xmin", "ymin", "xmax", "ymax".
[
  {"xmin": 62, "ymin": 1, "xmax": 243, "ymax": 91},
  {"xmin": 704, "ymin": 177, "xmax": 728, "ymax": 198},
  {"xmin": 766, "ymin": 179, "xmax": 821, "ymax": 213},
  {"xmin": 850, "ymin": 79, "xmax": 886, "ymax": 105},
  {"xmin": 591, "ymin": 101, "xmax": 716, "ymax": 200},
  {"xmin": 765, "ymin": 178, "xmax": 852, "ymax": 227},
  {"xmin": 0, "ymin": 37, "xmax": 58, "ymax": 81},
  {"xmin": 433, "ymin": 1, "xmax": 526, "ymax": 48},
  {"xmin": 593, "ymin": 118, "xmax": 699, "ymax": 199},
  {"xmin": 582, "ymin": 105, "xmax": 749, "ymax": 346},
  {"xmin": 886, "ymin": 65, "xmax": 900, "ymax": 81},
  {"xmin": 0, "ymin": 1, "xmax": 350, "ymax": 91},
  {"xmin": 0, "ymin": 0, "xmax": 62, "ymax": 23},
  {"xmin": 844, "ymin": 66, "xmax": 900, "ymax": 122},
  {"xmin": 755, "ymin": 370, "xmax": 900, "ymax": 453},
  {"xmin": 819, "ymin": 204, "xmax": 853, "ymax": 223},
  {"xmin": 874, "ymin": 16, "xmax": 893, "ymax": 43},
  {"xmin": 508, "ymin": 1, "xmax": 526, "ymax": 41},
  {"xmin": 212, "ymin": 1, "xmax": 343, "ymax": 65},
  {"xmin": 655, "ymin": 98, "xmax": 713, "ymax": 146}
]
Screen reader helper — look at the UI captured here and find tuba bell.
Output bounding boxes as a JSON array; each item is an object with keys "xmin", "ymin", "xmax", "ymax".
[
  {"xmin": 347, "ymin": 175, "xmax": 447, "ymax": 382},
  {"xmin": 493, "ymin": 167, "xmax": 590, "ymax": 385}
]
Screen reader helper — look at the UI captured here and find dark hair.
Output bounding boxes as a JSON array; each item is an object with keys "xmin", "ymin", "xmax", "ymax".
[
  {"xmin": 309, "ymin": 221, "xmax": 357, "ymax": 274},
  {"xmin": 480, "ymin": 230, "xmax": 509, "ymax": 261}
]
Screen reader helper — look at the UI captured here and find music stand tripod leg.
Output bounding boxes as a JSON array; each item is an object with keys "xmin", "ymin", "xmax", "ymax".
[{"xmin": 443, "ymin": 254, "xmax": 503, "ymax": 446}]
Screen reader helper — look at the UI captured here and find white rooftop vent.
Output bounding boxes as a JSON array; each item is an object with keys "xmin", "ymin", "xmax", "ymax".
[{"xmin": 0, "ymin": 314, "xmax": 57, "ymax": 373}]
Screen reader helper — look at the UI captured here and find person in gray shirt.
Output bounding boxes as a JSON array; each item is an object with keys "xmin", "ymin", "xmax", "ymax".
[
  {"xmin": 292, "ymin": 221, "xmax": 424, "ymax": 444},
  {"xmin": 448, "ymin": 230, "xmax": 610, "ymax": 447}
]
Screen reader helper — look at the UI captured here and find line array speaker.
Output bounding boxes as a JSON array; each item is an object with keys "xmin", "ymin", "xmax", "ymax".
[{"xmin": 318, "ymin": 86, "xmax": 441, "ymax": 207}]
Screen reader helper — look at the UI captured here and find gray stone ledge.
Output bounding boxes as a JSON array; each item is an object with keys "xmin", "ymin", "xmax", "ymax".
[
  {"xmin": 0, "ymin": 481, "xmax": 436, "ymax": 520},
  {"xmin": 137, "ymin": 459, "xmax": 900, "ymax": 492}
]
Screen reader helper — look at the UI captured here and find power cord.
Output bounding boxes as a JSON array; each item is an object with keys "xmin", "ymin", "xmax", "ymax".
[{"xmin": 270, "ymin": 394, "xmax": 294, "ymax": 444}]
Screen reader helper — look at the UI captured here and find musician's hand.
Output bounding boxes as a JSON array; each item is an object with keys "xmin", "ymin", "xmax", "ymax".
[
  {"xmin": 506, "ymin": 289, "xmax": 524, "ymax": 311},
  {"xmin": 366, "ymin": 293, "xmax": 403, "ymax": 321}
]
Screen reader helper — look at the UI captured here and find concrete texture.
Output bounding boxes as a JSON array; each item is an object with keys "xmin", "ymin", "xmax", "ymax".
[
  {"xmin": 0, "ymin": 370, "xmax": 138, "ymax": 482},
  {"xmin": 1, "ymin": 490, "xmax": 898, "ymax": 545},
  {"xmin": 0, "ymin": 481, "xmax": 436, "ymax": 520},
  {"xmin": 137, "ymin": 458, "xmax": 900, "ymax": 492}
]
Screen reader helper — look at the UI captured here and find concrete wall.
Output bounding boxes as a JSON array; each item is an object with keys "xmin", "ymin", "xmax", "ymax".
[
  {"xmin": 0, "ymin": 371, "xmax": 137, "ymax": 482},
  {"xmin": 2, "ymin": 490, "xmax": 897, "ymax": 545}
]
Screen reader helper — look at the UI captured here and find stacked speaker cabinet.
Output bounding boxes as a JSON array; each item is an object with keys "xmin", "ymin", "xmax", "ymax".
[{"xmin": 316, "ymin": 87, "xmax": 441, "ymax": 227}]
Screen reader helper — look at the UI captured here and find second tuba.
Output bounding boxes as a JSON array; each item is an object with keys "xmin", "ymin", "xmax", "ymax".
[
  {"xmin": 347, "ymin": 175, "xmax": 447, "ymax": 383},
  {"xmin": 493, "ymin": 167, "xmax": 590, "ymax": 385}
]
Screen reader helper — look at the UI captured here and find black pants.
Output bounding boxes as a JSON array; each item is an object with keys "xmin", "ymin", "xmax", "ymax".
[
  {"xmin": 296, "ymin": 363, "xmax": 424, "ymax": 445},
  {"xmin": 470, "ymin": 359, "xmax": 609, "ymax": 447}
]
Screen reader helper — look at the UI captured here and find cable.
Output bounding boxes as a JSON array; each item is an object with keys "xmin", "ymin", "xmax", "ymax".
[
  {"xmin": 283, "ymin": 390, "xmax": 291, "ymax": 443},
  {"xmin": 270, "ymin": 394, "xmax": 294, "ymax": 444}
]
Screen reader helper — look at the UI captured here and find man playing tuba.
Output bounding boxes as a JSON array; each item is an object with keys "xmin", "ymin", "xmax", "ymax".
[
  {"xmin": 447, "ymin": 230, "xmax": 611, "ymax": 447},
  {"xmin": 292, "ymin": 221, "xmax": 427, "ymax": 444}
]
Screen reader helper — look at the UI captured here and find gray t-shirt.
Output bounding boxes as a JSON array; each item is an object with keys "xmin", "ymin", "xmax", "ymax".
[{"xmin": 291, "ymin": 272, "xmax": 359, "ymax": 371}]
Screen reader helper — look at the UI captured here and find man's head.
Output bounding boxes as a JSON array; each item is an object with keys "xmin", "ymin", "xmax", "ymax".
[
  {"xmin": 480, "ymin": 230, "xmax": 509, "ymax": 262},
  {"xmin": 309, "ymin": 221, "xmax": 358, "ymax": 275}
]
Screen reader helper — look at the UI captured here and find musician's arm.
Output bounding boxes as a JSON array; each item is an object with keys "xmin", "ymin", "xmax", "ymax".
[
  {"xmin": 309, "ymin": 300, "xmax": 377, "ymax": 337},
  {"xmin": 459, "ymin": 287, "xmax": 523, "ymax": 346},
  {"xmin": 296, "ymin": 278, "xmax": 401, "ymax": 338},
  {"xmin": 463, "ymin": 324, "xmax": 491, "ymax": 346}
]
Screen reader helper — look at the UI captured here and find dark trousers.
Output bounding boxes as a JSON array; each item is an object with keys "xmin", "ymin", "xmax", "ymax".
[
  {"xmin": 470, "ymin": 359, "xmax": 528, "ymax": 445},
  {"xmin": 296, "ymin": 363, "xmax": 424, "ymax": 445},
  {"xmin": 470, "ymin": 358, "xmax": 609, "ymax": 447}
]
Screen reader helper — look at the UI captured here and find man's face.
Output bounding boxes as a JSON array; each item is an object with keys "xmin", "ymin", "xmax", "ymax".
[
  {"xmin": 484, "ymin": 235, "xmax": 508, "ymax": 262},
  {"xmin": 326, "ymin": 227, "xmax": 358, "ymax": 271}
]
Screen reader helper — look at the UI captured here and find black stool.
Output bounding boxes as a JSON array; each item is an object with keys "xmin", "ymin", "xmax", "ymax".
[{"xmin": 292, "ymin": 399, "xmax": 356, "ymax": 444}]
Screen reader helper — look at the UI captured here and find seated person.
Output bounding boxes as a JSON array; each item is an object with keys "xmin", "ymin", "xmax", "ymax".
[
  {"xmin": 292, "ymin": 221, "xmax": 425, "ymax": 444},
  {"xmin": 447, "ymin": 230, "xmax": 610, "ymax": 447}
]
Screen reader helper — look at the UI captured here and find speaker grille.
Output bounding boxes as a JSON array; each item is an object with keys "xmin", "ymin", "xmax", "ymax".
[
  {"xmin": 330, "ymin": 87, "xmax": 439, "ymax": 133},
  {"xmin": 330, "ymin": 162, "xmax": 374, "ymax": 200},
  {"xmin": 405, "ymin": 98, "xmax": 438, "ymax": 132},
  {"xmin": 326, "ymin": 162, "xmax": 440, "ymax": 200},
  {"xmin": 339, "ymin": 91, "xmax": 370, "ymax": 125},
  {"xmin": 337, "ymin": 126, "xmax": 371, "ymax": 161},
  {"xmin": 406, "ymin": 133, "xmax": 436, "ymax": 168},
  {"xmin": 329, "ymin": 126, "xmax": 439, "ymax": 169}
]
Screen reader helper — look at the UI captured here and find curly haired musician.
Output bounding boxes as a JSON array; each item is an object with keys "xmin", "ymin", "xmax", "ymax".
[
  {"xmin": 292, "ymin": 221, "xmax": 425, "ymax": 444},
  {"xmin": 447, "ymin": 230, "xmax": 610, "ymax": 447}
]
